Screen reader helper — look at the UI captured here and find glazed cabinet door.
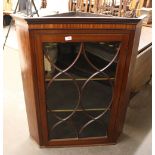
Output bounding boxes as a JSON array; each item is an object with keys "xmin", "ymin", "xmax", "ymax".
[{"xmin": 34, "ymin": 33, "xmax": 129, "ymax": 146}]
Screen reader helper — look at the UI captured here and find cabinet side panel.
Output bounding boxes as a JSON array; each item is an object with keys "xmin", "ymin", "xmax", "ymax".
[
  {"xmin": 114, "ymin": 21, "xmax": 142, "ymax": 139},
  {"xmin": 15, "ymin": 25, "xmax": 40, "ymax": 144}
]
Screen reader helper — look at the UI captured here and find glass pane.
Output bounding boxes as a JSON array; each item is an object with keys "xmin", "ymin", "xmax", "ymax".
[{"xmin": 43, "ymin": 41, "xmax": 120, "ymax": 140}]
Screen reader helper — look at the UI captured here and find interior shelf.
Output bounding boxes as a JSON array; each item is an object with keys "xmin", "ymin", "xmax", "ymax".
[
  {"xmin": 47, "ymin": 108, "xmax": 110, "ymax": 112},
  {"xmin": 45, "ymin": 77, "xmax": 115, "ymax": 82}
]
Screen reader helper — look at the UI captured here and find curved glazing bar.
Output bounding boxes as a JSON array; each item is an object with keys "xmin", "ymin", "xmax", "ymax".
[
  {"xmin": 43, "ymin": 41, "xmax": 120, "ymax": 139},
  {"xmin": 79, "ymin": 43, "xmax": 120, "ymax": 135}
]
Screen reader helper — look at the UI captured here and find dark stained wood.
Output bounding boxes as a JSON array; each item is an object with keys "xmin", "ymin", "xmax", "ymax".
[
  {"xmin": 15, "ymin": 22, "xmax": 41, "ymax": 145},
  {"xmin": 12, "ymin": 13, "xmax": 142, "ymax": 147},
  {"xmin": 107, "ymin": 38, "xmax": 129, "ymax": 141},
  {"xmin": 113, "ymin": 21, "xmax": 143, "ymax": 139},
  {"xmin": 12, "ymin": 12, "xmax": 142, "ymax": 25},
  {"xmin": 25, "ymin": 16, "xmax": 141, "ymax": 24},
  {"xmin": 34, "ymin": 32, "xmax": 129, "ymax": 147}
]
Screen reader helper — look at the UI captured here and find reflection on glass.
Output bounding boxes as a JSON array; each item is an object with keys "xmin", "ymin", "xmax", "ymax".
[{"xmin": 43, "ymin": 42, "xmax": 120, "ymax": 140}]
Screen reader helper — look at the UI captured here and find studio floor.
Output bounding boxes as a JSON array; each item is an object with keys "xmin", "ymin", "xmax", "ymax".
[{"xmin": 3, "ymin": 25, "xmax": 152, "ymax": 155}]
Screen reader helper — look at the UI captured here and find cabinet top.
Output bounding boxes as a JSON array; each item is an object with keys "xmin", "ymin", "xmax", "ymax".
[
  {"xmin": 12, "ymin": 12, "xmax": 144, "ymax": 30},
  {"xmin": 12, "ymin": 11, "xmax": 142, "ymax": 24}
]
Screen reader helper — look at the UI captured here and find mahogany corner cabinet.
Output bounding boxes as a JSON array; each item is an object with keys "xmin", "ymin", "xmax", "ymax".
[{"xmin": 12, "ymin": 12, "xmax": 142, "ymax": 147}]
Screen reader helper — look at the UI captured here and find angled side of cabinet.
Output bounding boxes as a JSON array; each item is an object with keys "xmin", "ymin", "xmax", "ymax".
[
  {"xmin": 13, "ymin": 14, "xmax": 142, "ymax": 147},
  {"xmin": 14, "ymin": 18, "xmax": 41, "ymax": 144}
]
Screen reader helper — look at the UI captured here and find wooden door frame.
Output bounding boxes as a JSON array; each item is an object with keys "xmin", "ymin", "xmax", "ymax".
[{"xmin": 32, "ymin": 31, "xmax": 131, "ymax": 146}]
